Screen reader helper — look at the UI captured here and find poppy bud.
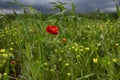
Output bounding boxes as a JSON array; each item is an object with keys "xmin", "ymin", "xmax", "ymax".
[
  {"xmin": 62, "ymin": 38, "xmax": 67, "ymax": 43},
  {"xmin": 10, "ymin": 59, "xmax": 15, "ymax": 64}
]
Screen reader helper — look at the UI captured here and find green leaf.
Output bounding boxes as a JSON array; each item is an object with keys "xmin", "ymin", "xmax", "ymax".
[{"xmin": 75, "ymin": 73, "xmax": 95, "ymax": 80}]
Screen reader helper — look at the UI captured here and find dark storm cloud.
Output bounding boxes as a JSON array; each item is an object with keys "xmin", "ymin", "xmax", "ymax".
[
  {"xmin": 74, "ymin": 0, "xmax": 116, "ymax": 13},
  {"xmin": 0, "ymin": 1, "xmax": 21, "ymax": 10},
  {"xmin": 0, "ymin": 0, "xmax": 119, "ymax": 14},
  {"xmin": 0, "ymin": 0, "xmax": 57, "ymax": 14}
]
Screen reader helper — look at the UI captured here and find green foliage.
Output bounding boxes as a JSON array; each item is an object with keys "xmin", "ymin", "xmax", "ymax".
[
  {"xmin": 0, "ymin": 0, "xmax": 120, "ymax": 80},
  {"xmin": 113, "ymin": 0, "xmax": 120, "ymax": 18},
  {"xmin": 50, "ymin": 1, "xmax": 68, "ymax": 12}
]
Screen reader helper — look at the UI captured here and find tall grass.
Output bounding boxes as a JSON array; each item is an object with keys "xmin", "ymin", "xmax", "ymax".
[
  {"xmin": 0, "ymin": 0, "xmax": 120, "ymax": 80},
  {"xmin": 113, "ymin": 0, "xmax": 120, "ymax": 18}
]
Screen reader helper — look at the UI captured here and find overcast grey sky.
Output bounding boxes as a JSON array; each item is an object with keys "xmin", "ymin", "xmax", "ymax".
[{"xmin": 0, "ymin": 0, "xmax": 119, "ymax": 14}]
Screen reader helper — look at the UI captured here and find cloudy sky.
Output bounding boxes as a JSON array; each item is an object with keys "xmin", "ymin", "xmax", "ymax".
[{"xmin": 0, "ymin": 0, "xmax": 119, "ymax": 14}]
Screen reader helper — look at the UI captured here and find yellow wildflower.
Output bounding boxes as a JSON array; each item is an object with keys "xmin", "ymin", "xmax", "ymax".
[
  {"xmin": 85, "ymin": 47, "xmax": 90, "ymax": 51},
  {"xmin": 115, "ymin": 43, "xmax": 119, "ymax": 46},
  {"xmin": 107, "ymin": 61, "xmax": 110, "ymax": 65},
  {"xmin": 0, "ymin": 49, "xmax": 5, "ymax": 53},
  {"xmin": 87, "ymin": 25, "xmax": 90, "ymax": 28},
  {"xmin": 80, "ymin": 49, "xmax": 84, "ymax": 52},
  {"xmin": 11, "ymin": 42, "xmax": 14, "ymax": 45},
  {"xmin": 44, "ymin": 63, "xmax": 48, "ymax": 66},
  {"xmin": 113, "ymin": 58, "xmax": 117, "ymax": 63},
  {"xmin": 2, "ymin": 54, "xmax": 8, "ymax": 58},
  {"xmin": 3, "ymin": 73, "xmax": 7, "ymax": 76},
  {"xmin": 74, "ymin": 48, "xmax": 78, "ymax": 51},
  {"xmin": 59, "ymin": 58, "xmax": 62, "ymax": 61},
  {"xmin": 76, "ymin": 55, "xmax": 80, "ymax": 58},
  {"xmin": 50, "ymin": 69, "xmax": 55, "ymax": 72},
  {"xmin": 93, "ymin": 58, "xmax": 98, "ymax": 63},
  {"xmin": 80, "ymin": 46, "xmax": 84, "ymax": 48},
  {"xmin": 65, "ymin": 63, "xmax": 69, "ymax": 67},
  {"xmin": 67, "ymin": 72, "xmax": 71, "ymax": 76},
  {"xmin": 72, "ymin": 46, "xmax": 75, "ymax": 49},
  {"xmin": 74, "ymin": 42, "xmax": 78, "ymax": 46},
  {"xmin": 10, "ymin": 48, "xmax": 13, "ymax": 51},
  {"xmin": 97, "ymin": 43, "xmax": 101, "ymax": 46}
]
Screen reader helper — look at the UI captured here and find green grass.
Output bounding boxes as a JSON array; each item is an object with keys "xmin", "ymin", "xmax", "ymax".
[{"xmin": 0, "ymin": 8, "xmax": 120, "ymax": 80}]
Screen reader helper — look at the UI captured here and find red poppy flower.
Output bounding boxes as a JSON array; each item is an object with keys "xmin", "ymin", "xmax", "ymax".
[{"xmin": 46, "ymin": 25, "xmax": 59, "ymax": 35}]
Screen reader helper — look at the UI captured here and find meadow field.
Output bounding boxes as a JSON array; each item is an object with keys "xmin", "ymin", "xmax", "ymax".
[{"xmin": 0, "ymin": 3, "xmax": 120, "ymax": 80}]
